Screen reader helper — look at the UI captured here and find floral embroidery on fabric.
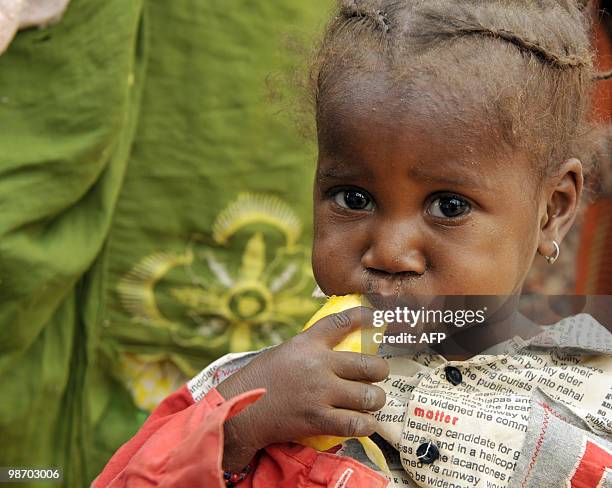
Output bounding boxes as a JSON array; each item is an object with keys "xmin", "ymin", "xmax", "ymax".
[{"xmin": 116, "ymin": 193, "xmax": 319, "ymax": 410}]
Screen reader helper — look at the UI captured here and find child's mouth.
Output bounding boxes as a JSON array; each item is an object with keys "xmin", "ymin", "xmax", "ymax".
[{"xmin": 361, "ymin": 269, "xmax": 424, "ymax": 298}]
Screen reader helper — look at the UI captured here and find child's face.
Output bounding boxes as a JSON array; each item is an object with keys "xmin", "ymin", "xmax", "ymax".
[{"xmin": 312, "ymin": 80, "xmax": 549, "ymax": 298}]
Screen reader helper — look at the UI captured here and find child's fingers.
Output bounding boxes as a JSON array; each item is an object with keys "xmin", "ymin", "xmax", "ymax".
[
  {"xmin": 331, "ymin": 379, "xmax": 387, "ymax": 412},
  {"xmin": 304, "ymin": 306, "xmax": 374, "ymax": 348},
  {"xmin": 311, "ymin": 406, "xmax": 379, "ymax": 438},
  {"xmin": 331, "ymin": 351, "xmax": 390, "ymax": 383}
]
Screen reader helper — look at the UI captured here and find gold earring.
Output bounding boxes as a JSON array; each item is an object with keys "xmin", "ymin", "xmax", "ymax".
[{"xmin": 545, "ymin": 241, "xmax": 560, "ymax": 265}]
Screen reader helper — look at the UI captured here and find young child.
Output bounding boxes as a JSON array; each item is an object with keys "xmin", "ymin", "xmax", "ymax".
[{"xmin": 93, "ymin": 1, "xmax": 612, "ymax": 487}]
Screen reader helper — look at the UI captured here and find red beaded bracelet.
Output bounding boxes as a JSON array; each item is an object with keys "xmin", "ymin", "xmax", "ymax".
[{"xmin": 223, "ymin": 461, "xmax": 253, "ymax": 487}]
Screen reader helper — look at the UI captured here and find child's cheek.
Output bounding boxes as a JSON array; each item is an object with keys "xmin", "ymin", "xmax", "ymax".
[
  {"xmin": 425, "ymin": 229, "xmax": 530, "ymax": 296},
  {"xmin": 312, "ymin": 226, "xmax": 361, "ymax": 295}
]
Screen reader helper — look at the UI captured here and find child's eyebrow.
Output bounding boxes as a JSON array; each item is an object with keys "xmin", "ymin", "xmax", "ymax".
[
  {"xmin": 316, "ymin": 165, "xmax": 374, "ymax": 183},
  {"xmin": 317, "ymin": 160, "xmax": 495, "ymax": 192},
  {"xmin": 407, "ymin": 164, "xmax": 494, "ymax": 192}
]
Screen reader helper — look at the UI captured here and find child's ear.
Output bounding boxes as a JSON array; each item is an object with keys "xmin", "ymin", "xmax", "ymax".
[{"xmin": 537, "ymin": 158, "xmax": 583, "ymax": 260}]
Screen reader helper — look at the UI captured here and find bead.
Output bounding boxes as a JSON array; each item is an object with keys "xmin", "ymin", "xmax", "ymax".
[{"xmin": 223, "ymin": 460, "xmax": 253, "ymax": 485}]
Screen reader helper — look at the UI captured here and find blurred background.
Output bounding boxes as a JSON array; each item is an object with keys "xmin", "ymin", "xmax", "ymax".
[{"xmin": 0, "ymin": 1, "xmax": 610, "ymax": 486}]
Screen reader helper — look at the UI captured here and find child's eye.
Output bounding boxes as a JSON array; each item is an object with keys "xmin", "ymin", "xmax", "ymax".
[
  {"xmin": 333, "ymin": 189, "xmax": 374, "ymax": 211},
  {"xmin": 428, "ymin": 195, "xmax": 471, "ymax": 219}
]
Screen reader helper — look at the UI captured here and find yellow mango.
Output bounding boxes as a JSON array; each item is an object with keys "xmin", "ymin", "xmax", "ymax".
[{"xmin": 299, "ymin": 294, "xmax": 390, "ymax": 474}]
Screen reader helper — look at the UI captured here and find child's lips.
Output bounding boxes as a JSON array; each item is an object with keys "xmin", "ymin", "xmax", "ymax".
[
  {"xmin": 361, "ymin": 281, "xmax": 439, "ymax": 310},
  {"xmin": 362, "ymin": 277, "xmax": 421, "ymax": 300}
]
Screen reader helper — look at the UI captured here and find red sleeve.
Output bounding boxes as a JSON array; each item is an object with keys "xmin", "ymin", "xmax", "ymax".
[
  {"xmin": 93, "ymin": 385, "xmax": 388, "ymax": 488},
  {"xmin": 92, "ymin": 385, "xmax": 266, "ymax": 488}
]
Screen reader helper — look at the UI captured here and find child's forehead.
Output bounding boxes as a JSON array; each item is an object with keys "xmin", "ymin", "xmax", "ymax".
[
  {"xmin": 317, "ymin": 72, "xmax": 519, "ymax": 170},
  {"xmin": 314, "ymin": 71, "xmax": 544, "ymax": 197}
]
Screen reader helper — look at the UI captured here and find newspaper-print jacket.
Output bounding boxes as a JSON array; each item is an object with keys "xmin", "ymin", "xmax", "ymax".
[{"xmin": 93, "ymin": 314, "xmax": 611, "ymax": 488}]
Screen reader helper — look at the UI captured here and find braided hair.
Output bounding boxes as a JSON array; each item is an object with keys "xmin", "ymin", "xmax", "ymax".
[{"xmin": 311, "ymin": 0, "xmax": 598, "ymax": 177}]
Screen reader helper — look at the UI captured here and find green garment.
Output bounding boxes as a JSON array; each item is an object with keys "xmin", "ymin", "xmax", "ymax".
[{"xmin": 0, "ymin": 0, "xmax": 329, "ymax": 485}]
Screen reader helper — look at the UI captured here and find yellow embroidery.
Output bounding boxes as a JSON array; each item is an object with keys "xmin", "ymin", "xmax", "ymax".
[
  {"xmin": 120, "ymin": 354, "xmax": 185, "ymax": 412},
  {"xmin": 117, "ymin": 251, "xmax": 194, "ymax": 325},
  {"xmin": 117, "ymin": 193, "xmax": 319, "ymax": 410},
  {"xmin": 213, "ymin": 193, "xmax": 302, "ymax": 249}
]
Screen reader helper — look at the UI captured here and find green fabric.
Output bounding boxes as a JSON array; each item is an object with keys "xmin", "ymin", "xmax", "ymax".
[{"xmin": 0, "ymin": 0, "xmax": 330, "ymax": 485}]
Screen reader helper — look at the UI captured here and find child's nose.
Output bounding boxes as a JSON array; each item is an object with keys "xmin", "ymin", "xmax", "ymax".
[{"xmin": 360, "ymin": 220, "xmax": 427, "ymax": 276}]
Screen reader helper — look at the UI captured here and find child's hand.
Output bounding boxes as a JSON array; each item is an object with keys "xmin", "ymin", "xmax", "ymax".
[{"xmin": 216, "ymin": 307, "xmax": 389, "ymax": 471}]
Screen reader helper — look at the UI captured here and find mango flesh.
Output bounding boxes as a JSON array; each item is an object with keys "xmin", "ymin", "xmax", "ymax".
[{"xmin": 299, "ymin": 294, "xmax": 390, "ymax": 473}]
